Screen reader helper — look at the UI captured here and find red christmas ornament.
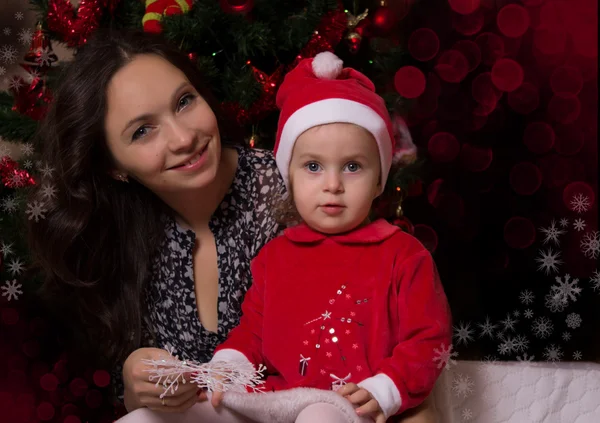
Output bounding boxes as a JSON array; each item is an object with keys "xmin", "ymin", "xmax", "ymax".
[
  {"xmin": 24, "ymin": 23, "xmax": 58, "ymax": 68},
  {"xmin": 219, "ymin": 0, "xmax": 255, "ymax": 14},
  {"xmin": 143, "ymin": 0, "xmax": 193, "ymax": 33},
  {"xmin": 47, "ymin": 0, "xmax": 120, "ymax": 47},
  {"xmin": 371, "ymin": 4, "xmax": 398, "ymax": 36}
]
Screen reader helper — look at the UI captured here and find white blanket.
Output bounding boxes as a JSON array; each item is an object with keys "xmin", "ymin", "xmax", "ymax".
[{"xmin": 431, "ymin": 360, "xmax": 600, "ymax": 423}]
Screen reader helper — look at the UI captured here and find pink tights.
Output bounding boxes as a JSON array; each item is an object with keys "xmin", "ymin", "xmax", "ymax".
[{"xmin": 115, "ymin": 402, "xmax": 373, "ymax": 423}]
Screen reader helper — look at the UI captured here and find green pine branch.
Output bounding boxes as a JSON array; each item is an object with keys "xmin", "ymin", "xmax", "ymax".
[{"xmin": 0, "ymin": 106, "xmax": 38, "ymax": 143}]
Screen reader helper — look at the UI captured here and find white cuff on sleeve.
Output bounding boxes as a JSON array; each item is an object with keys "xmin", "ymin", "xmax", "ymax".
[
  {"xmin": 358, "ymin": 373, "xmax": 402, "ymax": 418},
  {"xmin": 211, "ymin": 349, "xmax": 253, "ymax": 366}
]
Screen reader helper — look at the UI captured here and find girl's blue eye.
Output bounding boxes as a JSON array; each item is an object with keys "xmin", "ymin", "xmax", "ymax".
[
  {"xmin": 306, "ymin": 162, "xmax": 321, "ymax": 172},
  {"xmin": 346, "ymin": 162, "xmax": 361, "ymax": 172}
]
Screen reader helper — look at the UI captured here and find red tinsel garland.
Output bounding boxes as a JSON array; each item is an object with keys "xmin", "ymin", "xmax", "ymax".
[
  {"xmin": 46, "ymin": 0, "xmax": 121, "ymax": 47},
  {"xmin": 0, "ymin": 156, "xmax": 36, "ymax": 188}
]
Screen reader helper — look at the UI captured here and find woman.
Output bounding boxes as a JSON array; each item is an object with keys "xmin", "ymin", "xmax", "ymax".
[{"xmin": 28, "ymin": 30, "xmax": 437, "ymax": 422}]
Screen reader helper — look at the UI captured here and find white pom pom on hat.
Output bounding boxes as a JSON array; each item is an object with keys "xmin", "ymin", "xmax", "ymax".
[{"xmin": 311, "ymin": 51, "xmax": 344, "ymax": 79}]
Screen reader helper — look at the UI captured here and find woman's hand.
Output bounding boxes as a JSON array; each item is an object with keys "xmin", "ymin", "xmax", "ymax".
[
  {"xmin": 336, "ymin": 383, "xmax": 386, "ymax": 423},
  {"xmin": 122, "ymin": 347, "xmax": 201, "ymax": 413}
]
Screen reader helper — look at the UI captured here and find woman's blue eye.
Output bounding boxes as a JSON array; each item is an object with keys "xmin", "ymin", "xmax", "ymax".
[
  {"xmin": 132, "ymin": 125, "xmax": 150, "ymax": 141},
  {"xmin": 177, "ymin": 93, "xmax": 195, "ymax": 110}
]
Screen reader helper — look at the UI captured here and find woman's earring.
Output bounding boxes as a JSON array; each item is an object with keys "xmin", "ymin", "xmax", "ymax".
[{"xmin": 117, "ymin": 173, "xmax": 129, "ymax": 183}]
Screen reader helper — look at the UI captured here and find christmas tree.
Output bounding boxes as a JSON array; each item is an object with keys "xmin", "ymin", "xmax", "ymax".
[
  {"xmin": 1, "ymin": 0, "xmax": 598, "ymax": 421},
  {"xmin": 0, "ymin": 1, "xmax": 425, "ymax": 419},
  {"xmin": 1, "ymin": 0, "xmax": 423, "ymax": 294}
]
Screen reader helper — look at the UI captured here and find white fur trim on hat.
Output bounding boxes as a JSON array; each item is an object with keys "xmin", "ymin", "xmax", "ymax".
[
  {"xmin": 312, "ymin": 52, "xmax": 344, "ymax": 80},
  {"xmin": 276, "ymin": 98, "xmax": 392, "ymax": 194}
]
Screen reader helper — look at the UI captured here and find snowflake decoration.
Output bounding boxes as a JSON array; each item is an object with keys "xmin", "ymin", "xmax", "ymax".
[
  {"xmin": 562, "ymin": 332, "xmax": 571, "ymax": 341},
  {"xmin": 570, "ymin": 193, "xmax": 590, "ymax": 213},
  {"xmin": 7, "ymin": 258, "xmax": 25, "ymax": 276},
  {"xmin": 23, "ymin": 160, "xmax": 33, "ymax": 169},
  {"xmin": 1, "ymin": 242, "xmax": 14, "ymax": 257},
  {"xmin": 452, "ymin": 373, "xmax": 474, "ymax": 398},
  {"xmin": 1, "ymin": 280, "xmax": 23, "ymax": 301},
  {"xmin": 1, "ymin": 196, "xmax": 18, "ymax": 213},
  {"xmin": 482, "ymin": 355, "xmax": 498, "ymax": 365},
  {"xmin": 517, "ymin": 353, "xmax": 535, "ymax": 362},
  {"xmin": 545, "ymin": 292, "xmax": 568, "ymax": 313},
  {"xmin": 0, "ymin": 66, "xmax": 5, "ymax": 76},
  {"xmin": 573, "ymin": 351, "xmax": 582, "ymax": 360},
  {"xmin": 25, "ymin": 70, "xmax": 40, "ymax": 84},
  {"xmin": 15, "ymin": 12, "xmax": 24, "ymax": 20},
  {"xmin": 2, "ymin": 27, "xmax": 11, "ymax": 36},
  {"xmin": 580, "ymin": 231, "xmax": 599, "ymax": 259},
  {"xmin": 478, "ymin": 316, "xmax": 497, "ymax": 339},
  {"xmin": 41, "ymin": 183, "xmax": 58, "ymax": 200},
  {"xmin": 26, "ymin": 201, "xmax": 47, "ymax": 222},
  {"xmin": 0, "ymin": 44, "xmax": 18, "ymax": 64},
  {"xmin": 590, "ymin": 270, "xmax": 600, "ymax": 292},
  {"xmin": 540, "ymin": 219, "xmax": 565, "ymax": 244},
  {"xmin": 532, "ymin": 316, "xmax": 553, "ymax": 339},
  {"xmin": 432, "ymin": 343, "xmax": 458, "ymax": 370},
  {"xmin": 524, "ymin": 309, "xmax": 534, "ymax": 319},
  {"xmin": 18, "ymin": 28, "xmax": 33, "ymax": 46},
  {"xmin": 453, "ymin": 322, "xmax": 474, "ymax": 345},
  {"xmin": 573, "ymin": 218, "xmax": 586, "ymax": 231},
  {"xmin": 551, "ymin": 274, "xmax": 581, "ymax": 307},
  {"xmin": 8, "ymin": 75, "xmax": 23, "ymax": 90},
  {"xmin": 461, "ymin": 408, "xmax": 473, "ymax": 421},
  {"xmin": 519, "ymin": 290, "xmax": 534, "ymax": 305},
  {"xmin": 565, "ymin": 313, "xmax": 582, "ymax": 329},
  {"xmin": 536, "ymin": 248, "xmax": 562, "ymax": 274},
  {"xmin": 500, "ymin": 313, "xmax": 518, "ymax": 332},
  {"xmin": 37, "ymin": 47, "xmax": 54, "ymax": 67},
  {"xmin": 20, "ymin": 143, "xmax": 35, "ymax": 156},
  {"xmin": 497, "ymin": 333, "xmax": 528, "ymax": 356},
  {"xmin": 559, "ymin": 218, "xmax": 569, "ymax": 228},
  {"xmin": 543, "ymin": 344, "xmax": 563, "ymax": 362},
  {"xmin": 38, "ymin": 163, "xmax": 55, "ymax": 178},
  {"xmin": 513, "ymin": 310, "xmax": 520, "ymax": 318}
]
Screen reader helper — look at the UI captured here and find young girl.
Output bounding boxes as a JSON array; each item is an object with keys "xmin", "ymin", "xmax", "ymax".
[{"xmin": 207, "ymin": 52, "xmax": 452, "ymax": 423}]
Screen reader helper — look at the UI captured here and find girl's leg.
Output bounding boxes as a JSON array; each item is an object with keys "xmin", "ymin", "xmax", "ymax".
[
  {"xmin": 115, "ymin": 402, "xmax": 255, "ymax": 423},
  {"xmin": 294, "ymin": 403, "xmax": 373, "ymax": 423}
]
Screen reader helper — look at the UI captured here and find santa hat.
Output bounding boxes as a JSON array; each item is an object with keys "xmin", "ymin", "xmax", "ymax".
[{"xmin": 274, "ymin": 52, "xmax": 396, "ymax": 194}]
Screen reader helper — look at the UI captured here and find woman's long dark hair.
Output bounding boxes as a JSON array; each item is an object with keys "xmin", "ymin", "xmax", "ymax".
[{"xmin": 28, "ymin": 29, "xmax": 239, "ymax": 365}]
